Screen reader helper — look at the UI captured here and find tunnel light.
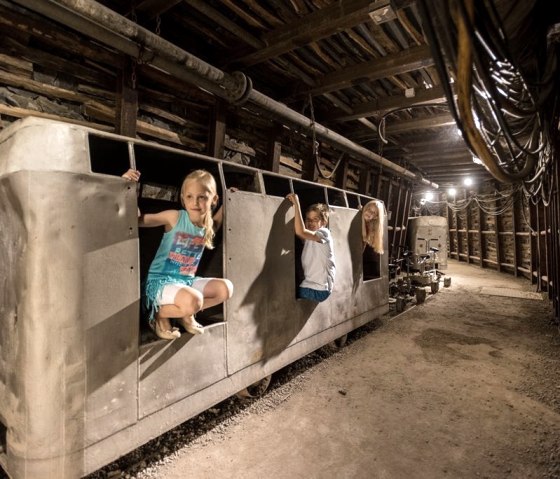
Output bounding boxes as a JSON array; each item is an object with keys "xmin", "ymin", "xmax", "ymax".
[
  {"xmin": 448, "ymin": 188, "xmax": 456, "ymax": 197},
  {"xmin": 464, "ymin": 178, "xmax": 473, "ymax": 186},
  {"xmin": 424, "ymin": 191, "xmax": 434, "ymax": 201}
]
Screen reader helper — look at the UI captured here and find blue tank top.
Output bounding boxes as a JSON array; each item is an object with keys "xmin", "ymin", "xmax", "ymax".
[{"xmin": 148, "ymin": 209, "xmax": 205, "ymax": 279}]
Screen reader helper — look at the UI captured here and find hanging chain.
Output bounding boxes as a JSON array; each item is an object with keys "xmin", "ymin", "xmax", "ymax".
[
  {"xmin": 130, "ymin": 2, "xmax": 137, "ymax": 23},
  {"xmin": 308, "ymin": 94, "xmax": 318, "ymax": 160},
  {"xmin": 130, "ymin": 58, "xmax": 137, "ymax": 89},
  {"xmin": 306, "ymin": 94, "xmax": 344, "ymax": 180},
  {"xmin": 155, "ymin": 14, "xmax": 161, "ymax": 36}
]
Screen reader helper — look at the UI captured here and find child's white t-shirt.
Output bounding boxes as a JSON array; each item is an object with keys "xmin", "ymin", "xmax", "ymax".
[{"xmin": 300, "ymin": 227, "xmax": 336, "ymax": 292}]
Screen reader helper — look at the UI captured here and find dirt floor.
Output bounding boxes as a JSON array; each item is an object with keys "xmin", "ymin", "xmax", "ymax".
[{"xmin": 3, "ymin": 260, "xmax": 560, "ymax": 479}]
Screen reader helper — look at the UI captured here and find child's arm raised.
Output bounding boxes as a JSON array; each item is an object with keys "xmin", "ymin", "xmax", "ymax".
[
  {"xmin": 286, "ymin": 193, "xmax": 322, "ymax": 242},
  {"xmin": 139, "ymin": 210, "xmax": 180, "ymax": 232}
]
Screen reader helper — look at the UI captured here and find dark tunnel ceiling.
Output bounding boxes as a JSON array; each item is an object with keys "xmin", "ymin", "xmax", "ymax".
[{"xmin": 96, "ymin": 0, "xmax": 552, "ymax": 190}]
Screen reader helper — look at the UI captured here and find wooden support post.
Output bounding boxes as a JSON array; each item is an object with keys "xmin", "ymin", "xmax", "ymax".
[
  {"xmin": 386, "ymin": 178, "xmax": 394, "ymax": 206},
  {"xmin": 457, "ymin": 192, "xmax": 463, "ymax": 263},
  {"xmin": 115, "ymin": 59, "xmax": 138, "ymax": 138},
  {"xmin": 384, "ymin": 179, "xmax": 394, "ymax": 252},
  {"xmin": 465, "ymin": 190, "xmax": 471, "ymax": 264},
  {"xmin": 265, "ymin": 124, "xmax": 282, "ymax": 173},
  {"xmin": 539, "ymin": 202, "xmax": 550, "ymax": 292},
  {"xmin": 511, "ymin": 190, "xmax": 519, "ymax": 277},
  {"xmin": 477, "ymin": 193, "xmax": 484, "ymax": 268},
  {"xmin": 535, "ymin": 202, "xmax": 543, "ymax": 291},
  {"xmin": 301, "ymin": 147, "xmax": 319, "ymax": 182},
  {"xmin": 494, "ymin": 191, "xmax": 502, "ymax": 273},
  {"xmin": 335, "ymin": 160, "xmax": 349, "ymax": 189},
  {"xmin": 208, "ymin": 100, "xmax": 227, "ymax": 159},
  {"xmin": 529, "ymin": 200, "xmax": 537, "ymax": 285},
  {"xmin": 552, "ymin": 160, "xmax": 560, "ymax": 317},
  {"xmin": 397, "ymin": 186, "xmax": 411, "ymax": 255},
  {"xmin": 375, "ymin": 172, "xmax": 383, "ymax": 198},
  {"xmin": 358, "ymin": 167, "xmax": 371, "ymax": 195},
  {"xmin": 390, "ymin": 182, "xmax": 403, "ymax": 259},
  {"xmin": 447, "ymin": 197, "xmax": 454, "ymax": 260}
]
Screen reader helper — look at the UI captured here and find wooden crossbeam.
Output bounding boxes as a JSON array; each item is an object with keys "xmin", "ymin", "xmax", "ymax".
[
  {"xmin": 232, "ymin": 0, "xmax": 376, "ymax": 66},
  {"xmin": 329, "ymin": 85, "xmax": 447, "ymax": 122},
  {"xmin": 305, "ymin": 45, "xmax": 433, "ymax": 97},
  {"xmin": 385, "ymin": 113, "xmax": 455, "ymax": 134}
]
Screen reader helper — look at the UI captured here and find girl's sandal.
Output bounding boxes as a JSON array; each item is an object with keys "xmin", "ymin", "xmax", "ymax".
[
  {"xmin": 180, "ymin": 318, "xmax": 204, "ymax": 335},
  {"xmin": 150, "ymin": 321, "xmax": 181, "ymax": 340}
]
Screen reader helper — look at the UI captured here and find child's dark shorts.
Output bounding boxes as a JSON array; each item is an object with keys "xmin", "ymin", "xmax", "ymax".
[{"xmin": 298, "ymin": 287, "xmax": 331, "ymax": 303}]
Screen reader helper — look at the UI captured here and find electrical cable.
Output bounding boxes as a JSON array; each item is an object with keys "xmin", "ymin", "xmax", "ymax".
[{"xmin": 416, "ymin": 0, "xmax": 556, "ymax": 202}]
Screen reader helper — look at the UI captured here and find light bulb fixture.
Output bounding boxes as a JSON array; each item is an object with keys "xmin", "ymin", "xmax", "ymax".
[
  {"xmin": 464, "ymin": 177, "xmax": 473, "ymax": 186},
  {"xmin": 448, "ymin": 188, "xmax": 456, "ymax": 196},
  {"xmin": 425, "ymin": 191, "xmax": 434, "ymax": 201},
  {"xmin": 368, "ymin": 0, "xmax": 397, "ymax": 24}
]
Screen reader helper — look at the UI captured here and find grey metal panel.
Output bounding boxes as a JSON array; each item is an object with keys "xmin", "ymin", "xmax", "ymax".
[
  {"xmin": 225, "ymin": 191, "xmax": 299, "ymax": 372},
  {"xmin": 0, "ymin": 174, "xmax": 27, "ymax": 477},
  {"xmin": 225, "ymin": 192, "xmax": 389, "ymax": 374},
  {"xmin": 84, "ymin": 235, "xmax": 140, "ymax": 446},
  {"xmin": 0, "ymin": 168, "xmax": 139, "ymax": 478},
  {"xmin": 139, "ymin": 323, "xmax": 227, "ymax": 418}
]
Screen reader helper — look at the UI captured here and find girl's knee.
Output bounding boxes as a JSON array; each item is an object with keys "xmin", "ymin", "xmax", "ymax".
[
  {"xmin": 213, "ymin": 278, "xmax": 233, "ymax": 301},
  {"xmin": 221, "ymin": 279, "xmax": 234, "ymax": 300},
  {"xmin": 207, "ymin": 278, "xmax": 233, "ymax": 301},
  {"xmin": 176, "ymin": 288, "xmax": 204, "ymax": 315}
]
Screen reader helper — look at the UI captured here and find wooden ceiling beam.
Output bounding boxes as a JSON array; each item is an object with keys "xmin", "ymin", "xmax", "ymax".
[
  {"xmin": 183, "ymin": 0, "xmax": 374, "ymax": 131},
  {"xmin": 328, "ymin": 85, "xmax": 447, "ymax": 122},
  {"xmin": 385, "ymin": 113, "xmax": 455, "ymax": 134},
  {"xmin": 412, "ymin": 158, "xmax": 474, "ymax": 167},
  {"xmin": 419, "ymin": 173, "xmax": 484, "ymax": 182},
  {"xmin": 387, "ymin": 136, "xmax": 467, "ymax": 150},
  {"xmin": 418, "ymin": 165, "xmax": 480, "ymax": 172},
  {"xmin": 410, "ymin": 149, "xmax": 472, "ymax": 159},
  {"xmin": 232, "ymin": 0, "xmax": 378, "ymax": 67},
  {"xmin": 304, "ymin": 45, "xmax": 433, "ymax": 96}
]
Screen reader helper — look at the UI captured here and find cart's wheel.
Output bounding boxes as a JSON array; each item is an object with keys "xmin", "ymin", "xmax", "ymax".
[
  {"xmin": 334, "ymin": 334, "xmax": 348, "ymax": 348},
  {"xmin": 431, "ymin": 281, "xmax": 439, "ymax": 294},
  {"xmin": 236, "ymin": 375, "xmax": 272, "ymax": 399},
  {"xmin": 416, "ymin": 288, "xmax": 427, "ymax": 304},
  {"xmin": 396, "ymin": 296, "xmax": 406, "ymax": 313}
]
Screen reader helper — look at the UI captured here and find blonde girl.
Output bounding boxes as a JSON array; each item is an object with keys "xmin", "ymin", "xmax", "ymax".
[
  {"xmin": 140, "ymin": 170, "xmax": 233, "ymax": 340},
  {"xmin": 362, "ymin": 200, "xmax": 385, "ymax": 254},
  {"xmin": 286, "ymin": 193, "xmax": 336, "ymax": 302}
]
